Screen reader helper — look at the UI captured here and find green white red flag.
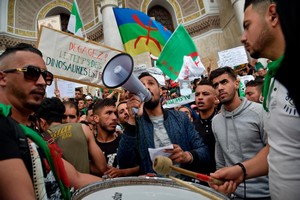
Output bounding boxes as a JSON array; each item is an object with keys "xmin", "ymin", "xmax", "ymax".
[
  {"xmin": 67, "ymin": 0, "xmax": 83, "ymax": 37},
  {"xmin": 156, "ymin": 24, "xmax": 205, "ymax": 81}
]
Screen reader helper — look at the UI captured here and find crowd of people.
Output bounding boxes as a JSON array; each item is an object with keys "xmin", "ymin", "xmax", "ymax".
[{"xmin": 0, "ymin": 0, "xmax": 299, "ymax": 200}]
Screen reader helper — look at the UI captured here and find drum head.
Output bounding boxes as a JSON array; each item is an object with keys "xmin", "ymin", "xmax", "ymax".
[{"xmin": 71, "ymin": 177, "xmax": 229, "ymax": 200}]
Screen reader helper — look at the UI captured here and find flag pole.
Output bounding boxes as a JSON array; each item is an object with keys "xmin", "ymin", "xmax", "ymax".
[{"xmin": 82, "ymin": 26, "xmax": 88, "ymax": 41}]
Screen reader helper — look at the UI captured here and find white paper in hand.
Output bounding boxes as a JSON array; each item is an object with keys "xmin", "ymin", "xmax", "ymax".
[{"xmin": 148, "ymin": 144, "xmax": 174, "ymax": 162}]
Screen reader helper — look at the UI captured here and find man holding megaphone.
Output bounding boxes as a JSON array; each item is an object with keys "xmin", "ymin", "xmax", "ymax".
[{"xmin": 116, "ymin": 71, "xmax": 210, "ymax": 180}]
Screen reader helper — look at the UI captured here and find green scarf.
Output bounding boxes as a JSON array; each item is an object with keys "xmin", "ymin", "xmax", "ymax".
[
  {"xmin": 0, "ymin": 103, "xmax": 11, "ymax": 116},
  {"xmin": 262, "ymin": 55, "xmax": 284, "ymax": 112},
  {"xmin": 0, "ymin": 103, "xmax": 71, "ymax": 200}
]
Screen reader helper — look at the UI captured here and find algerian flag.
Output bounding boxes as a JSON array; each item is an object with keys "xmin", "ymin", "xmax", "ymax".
[
  {"xmin": 176, "ymin": 55, "xmax": 206, "ymax": 81},
  {"xmin": 156, "ymin": 24, "xmax": 205, "ymax": 81},
  {"xmin": 67, "ymin": 0, "xmax": 83, "ymax": 37}
]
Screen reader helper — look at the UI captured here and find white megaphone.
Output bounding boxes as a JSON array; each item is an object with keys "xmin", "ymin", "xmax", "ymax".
[{"xmin": 102, "ymin": 53, "xmax": 152, "ymax": 113}]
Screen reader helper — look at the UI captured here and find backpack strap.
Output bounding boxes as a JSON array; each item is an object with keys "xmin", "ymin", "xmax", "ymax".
[
  {"xmin": 0, "ymin": 104, "xmax": 32, "ymax": 179},
  {"xmin": 9, "ymin": 117, "xmax": 33, "ymax": 178}
]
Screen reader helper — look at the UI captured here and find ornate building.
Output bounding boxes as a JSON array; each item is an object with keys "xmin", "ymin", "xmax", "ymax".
[{"xmin": 0, "ymin": 0, "xmax": 245, "ymax": 69}]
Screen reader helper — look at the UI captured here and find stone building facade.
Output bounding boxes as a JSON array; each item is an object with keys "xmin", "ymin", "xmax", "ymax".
[{"xmin": 0, "ymin": 0, "xmax": 245, "ymax": 70}]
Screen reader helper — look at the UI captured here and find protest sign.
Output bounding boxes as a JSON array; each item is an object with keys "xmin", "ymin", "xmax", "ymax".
[
  {"xmin": 218, "ymin": 46, "xmax": 248, "ymax": 68},
  {"xmin": 36, "ymin": 26, "xmax": 122, "ymax": 87},
  {"xmin": 46, "ymin": 78, "xmax": 76, "ymax": 98},
  {"xmin": 163, "ymin": 93, "xmax": 195, "ymax": 109}
]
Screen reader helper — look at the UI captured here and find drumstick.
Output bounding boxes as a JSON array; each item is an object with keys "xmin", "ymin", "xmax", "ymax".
[
  {"xmin": 153, "ymin": 156, "xmax": 224, "ymax": 186},
  {"xmin": 169, "ymin": 175, "xmax": 223, "ymax": 200}
]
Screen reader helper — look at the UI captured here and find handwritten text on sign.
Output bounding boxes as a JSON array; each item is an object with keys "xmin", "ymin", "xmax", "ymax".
[{"xmin": 37, "ymin": 26, "xmax": 121, "ymax": 86}]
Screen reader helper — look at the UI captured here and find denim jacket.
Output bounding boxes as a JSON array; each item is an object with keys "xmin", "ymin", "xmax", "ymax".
[{"xmin": 117, "ymin": 108, "xmax": 210, "ymax": 175}]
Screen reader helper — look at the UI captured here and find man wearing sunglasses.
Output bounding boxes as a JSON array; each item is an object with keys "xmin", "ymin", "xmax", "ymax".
[
  {"xmin": 2, "ymin": 64, "xmax": 54, "ymax": 86},
  {"xmin": 0, "ymin": 43, "xmax": 102, "ymax": 200}
]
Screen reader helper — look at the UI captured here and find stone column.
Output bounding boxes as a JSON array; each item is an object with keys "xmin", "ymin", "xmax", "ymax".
[
  {"xmin": 99, "ymin": 0, "xmax": 124, "ymax": 51},
  {"xmin": 231, "ymin": 0, "xmax": 245, "ymax": 32},
  {"xmin": 0, "ymin": 0, "xmax": 8, "ymax": 52}
]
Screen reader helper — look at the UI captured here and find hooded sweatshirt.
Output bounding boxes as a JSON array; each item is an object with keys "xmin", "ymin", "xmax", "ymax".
[{"xmin": 212, "ymin": 98, "xmax": 269, "ymax": 199}]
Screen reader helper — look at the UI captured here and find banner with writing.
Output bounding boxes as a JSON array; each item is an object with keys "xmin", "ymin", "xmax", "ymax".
[
  {"xmin": 162, "ymin": 93, "xmax": 195, "ymax": 109},
  {"xmin": 36, "ymin": 26, "xmax": 122, "ymax": 87},
  {"xmin": 218, "ymin": 46, "xmax": 248, "ymax": 68}
]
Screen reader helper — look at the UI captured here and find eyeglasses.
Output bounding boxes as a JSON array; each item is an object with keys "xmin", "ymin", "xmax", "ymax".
[
  {"xmin": 3, "ymin": 65, "xmax": 53, "ymax": 86},
  {"xmin": 62, "ymin": 114, "xmax": 77, "ymax": 119}
]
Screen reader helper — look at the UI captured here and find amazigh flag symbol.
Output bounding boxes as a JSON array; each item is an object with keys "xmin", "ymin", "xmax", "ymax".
[
  {"xmin": 113, "ymin": 7, "xmax": 172, "ymax": 57},
  {"xmin": 156, "ymin": 24, "xmax": 205, "ymax": 81}
]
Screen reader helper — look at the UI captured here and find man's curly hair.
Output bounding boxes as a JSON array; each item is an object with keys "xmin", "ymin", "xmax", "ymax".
[{"xmin": 35, "ymin": 97, "xmax": 65, "ymax": 124}]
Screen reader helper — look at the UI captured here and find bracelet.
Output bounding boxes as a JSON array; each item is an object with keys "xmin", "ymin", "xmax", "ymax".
[
  {"xmin": 235, "ymin": 162, "xmax": 247, "ymax": 199},
  {"xmin": 235, "ymin": 162, "xmax": 247, "ymax": 179}
]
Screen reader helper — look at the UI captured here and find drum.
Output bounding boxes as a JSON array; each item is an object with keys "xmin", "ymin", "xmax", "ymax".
[{"xmin": 71, "ymin": 177, "xmax": 230, "ymax": 200}]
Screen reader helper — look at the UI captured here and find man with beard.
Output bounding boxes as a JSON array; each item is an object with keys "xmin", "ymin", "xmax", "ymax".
[
  {"xmin": 209, "ymin": 1, "xmax": 300, "ymax": 199},
  {"xmin": 74, "ymin": 88, "xmax": 83, "ymax": 103},
  {"xmin": 93, "ymin": 98, "xmax": 139, "ymax": 178},
  {"xmin": 117, "ymin": 72, "xmax": 209, "ymax": 178},
  {"xmin": 0, "ymin": 43, "xmax": 101, "ymax": 200}
]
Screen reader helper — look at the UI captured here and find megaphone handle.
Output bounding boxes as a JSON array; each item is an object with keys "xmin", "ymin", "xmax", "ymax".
[
  {"xmin": 130, "ymin": 93, "xmax": 144, "ymax": 115},
  {"xmin": 132, "ymin": 107, "xmax": 139, "ymax": 115}
]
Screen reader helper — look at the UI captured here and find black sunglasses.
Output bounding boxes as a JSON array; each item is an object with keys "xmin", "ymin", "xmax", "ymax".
[{"xmin": 3, "ymin": 65, "xmax": 53, "ymax": 86}]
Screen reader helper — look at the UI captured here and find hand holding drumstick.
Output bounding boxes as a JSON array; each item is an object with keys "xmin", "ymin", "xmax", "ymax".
[
  {"xmin": 153, "ymin": 156, "xmax": 225, "ymax": 200},
  {"xmin": 153, "ymin": 156, "xmax": 224, "ymax": 185}
]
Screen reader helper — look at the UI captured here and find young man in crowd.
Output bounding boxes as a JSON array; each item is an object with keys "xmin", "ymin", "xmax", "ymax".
[
  {"xmin": 254, "ymin": 62, "xmax": 267, "ymax": 78},
  {"xmin": 77, "ymin": 97, "xmax": 87, "ymax": 116},
  {"xmin": 93, "ymin": 98, "xmax": 139, "ymax": 177},
  {"xmin": 34, "ymin": 97, "xmax": 108, "ymax": 175},
  {"xmin": 193, "ymin": 79, "xmax": 219, "ymax": 185},
  {"xmin": 210, "ymin": 1, "xmax": 300, "ymax": 199},
  {"xmin": 116, "ymin": 100, "xmax": 129, "ymax": 133},
  {"xmin": 245, "ymin": 78, "xmax": 264, "ymax": 103},
  {"xmin": 178, "ymin": 105, "xmax": 194, "ymax": 122},
  {"xmin": 0, "ymin": 43, "xmax": 101, "ymax": 199},
  {"xmin": 117, "ymin": 72, "xmax": 209, "ymax": 178},
  {"xmin": 160, "ymin": 86, "xmax": 169, "ymax": 105},
  {"xmin": 74, "ymin": 88, "xmax": 83, "ymax": 103},
  {"xmin": 85, "ymin": 94, "xmax": 94, "ymax": 108},
  {"xmin": 209, "ymin": 67, "xmax": 270, "ymax": 199},
  {"xmin": 62, "ymin": 101, "xmax": 79, "ymax": 123},
  {"xmin": 85, "ymin": 102, "xmax": 97, "ymax": 136}
]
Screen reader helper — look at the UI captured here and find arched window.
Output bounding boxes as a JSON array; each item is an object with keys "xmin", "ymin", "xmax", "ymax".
[
  {"xmin": 45, "ymin": 7, "xmax": 70, "ymax": 32},
  {"xmin": 148, "ymin": 6, "xmax": 174, "ymax": 32}
]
